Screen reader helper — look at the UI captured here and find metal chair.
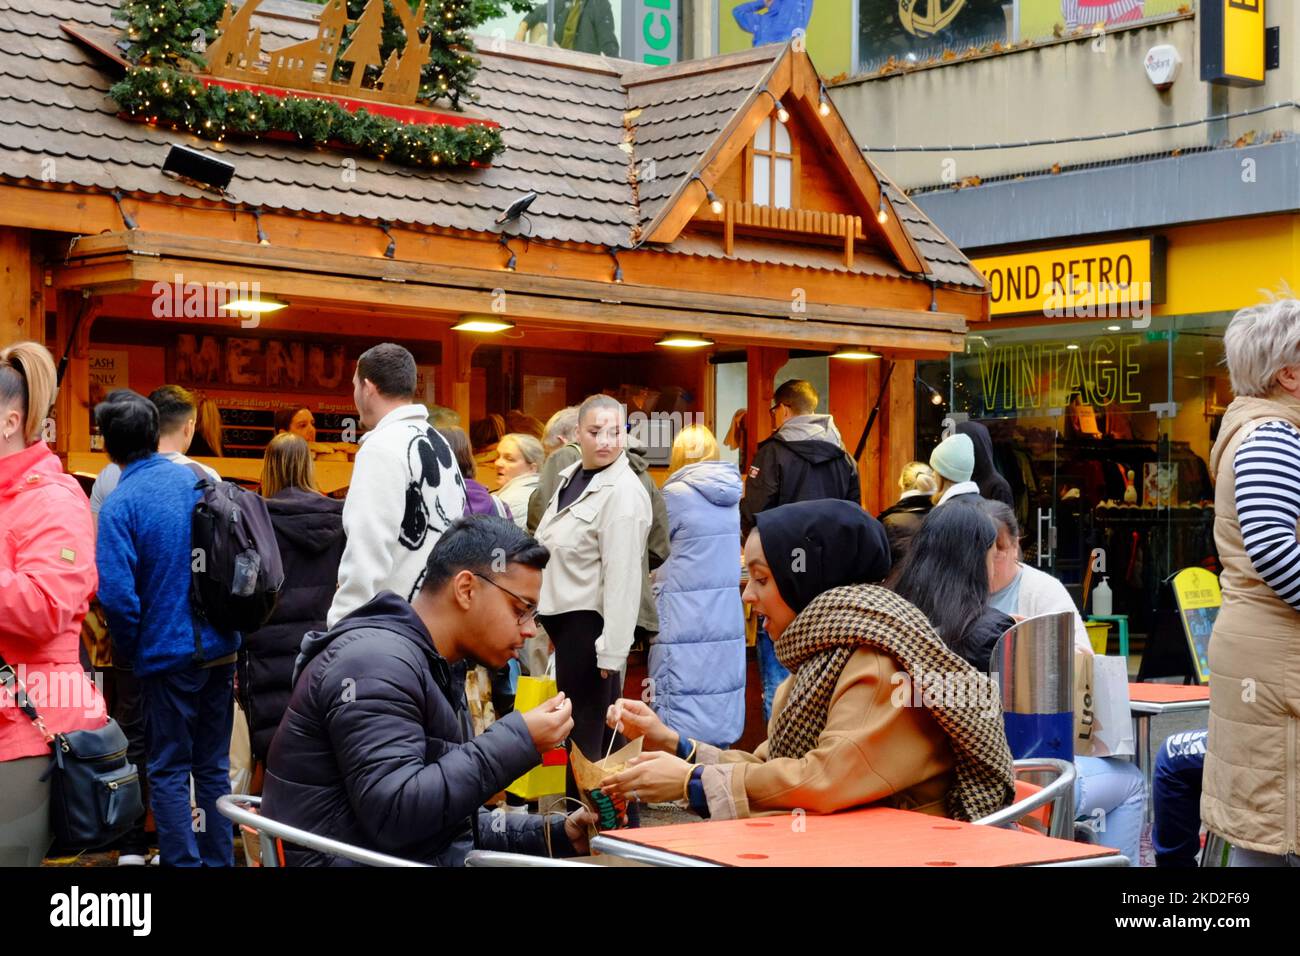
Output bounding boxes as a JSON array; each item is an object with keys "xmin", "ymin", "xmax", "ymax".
[
  {"xmin": 216, "ymin": 794, "xmax": 430, "ymax": 867},
  {"xmin": 464, "ymin": 850, "xmax": 594, "ymax": 867},
  {"xmin": 988, "ymin": 611, "xmax": 1075, "ymax": 762},
  {"xmin": 974, "ymin": 757, "xmax": 1076, "ymax": 841},
  {"xmin": 1201, "ymin": 831, "xmax": 1232, "ymax": 867}
]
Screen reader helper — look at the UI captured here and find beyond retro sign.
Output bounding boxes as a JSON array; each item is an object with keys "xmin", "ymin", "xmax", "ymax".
[{"xmin": 972, "ymin": 238, "xmax": 1165, "ymax": 318}]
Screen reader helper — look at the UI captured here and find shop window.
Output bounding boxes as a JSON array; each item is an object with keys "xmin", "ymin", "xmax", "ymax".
[{"xmin": 750, "ymin": 115, "xmax": 794, "ymax": 208}]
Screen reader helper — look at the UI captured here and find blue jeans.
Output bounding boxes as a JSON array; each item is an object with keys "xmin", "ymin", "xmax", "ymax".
[
  {"xmin": 140, "ymin": 662, "xmax": 235, "ymax": 867},
  {"xmin": 1153, "ymin": 730, "xmax": 1206, "ymax": 867},
  {"xmin": 1075, "ymin": 756, "xmax": 1146, "ymax": 865},
  {"xmin": 755, "ymin": 621, "xmax": 790, "ymax": 723}
]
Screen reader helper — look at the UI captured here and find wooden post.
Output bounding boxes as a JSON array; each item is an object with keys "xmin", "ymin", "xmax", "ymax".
[
  {"xmin": 437, "ymin": 325, "xmax": 473, "ymax": 427},
  {"xmin": 881, "ymin": 358, "xmax": 916, "ymax": 514},
  {"xmin": 828, "ymin": 357, "xmax": 873, "ymax": 511},
  {"xmin": 745, "ymin": 345, "xmax": 787, "ymax": 468},
  {"xmin": 0, "ymin": 230, "xmax": 42, "ymax": 346},
  {"xmin": 53, "ymin": 292, "xmax": 94, "ymax": 455}
]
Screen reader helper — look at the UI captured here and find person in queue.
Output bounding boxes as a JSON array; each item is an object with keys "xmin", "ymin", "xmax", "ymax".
[
  {"xmin": 738, "ymin": 379, "xmax": 860, "ymax": 722},
  {"xmin": 239, "ymin": 433, "xmax": 344, "ymax": 768},
  {"xmin": 956, "ymin": 420, "xmax": 1014, "ymax": 507},
  {"xmin": 263, "ymin": 516, "xmax": 593, "ymax": 865},
  {"xmin": 494, "ymin": 432, "xmax": 543, "ymax": 530},
  {"xmin": 328, "ymin": 343, "xmax": 466, "ymax": 627},
  {"xmin": 876, "ymin": 460, "xmax": 938, "ymax": 568},
  {"xmin": 96, "ymin": 390, "xmax": 239, "ymax": 867},
  {"xmin": 0, "ymin": 342, "xmax": 108, "ymax": 867},
  {"xmin": 528, "ymin": 406, "xmax": 580, "ymax": 532},
  {"xmin": 439, "ymin": 425, "xmax": 511, "ymax": 519},
  {"xmin": 928, "ymin": 432, "xmax": 979, "ymax": 507},
  {"xmin": 599, "ymin": 499, "xmax": 1014, "ymax": 822},
  {"xmin": 650, "ymin": 424, "xmax": 745, "ymax": 749},
  {"xmin": 1202, "ymin": 296, "xmax": 1300, "ymax": 867},
  {"xmin": 273, "ymin": 406, "xmax": 317, "ymax": 444},
  {"xmin": 891, "ymin": 503, "xmax": 1015, "ymax": 674},
  {"xmin": 535, "ymin": 395, "xmax": 651, "ymax": 798},
  {"xmin": 978, "ymin": 498, "xmax": 1145, "ymax": 864}
]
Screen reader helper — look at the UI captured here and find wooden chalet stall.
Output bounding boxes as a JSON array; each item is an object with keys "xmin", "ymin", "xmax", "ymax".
[{"xmin": 0, "ymin": 0, "xmax": 987, "ymax": 509}]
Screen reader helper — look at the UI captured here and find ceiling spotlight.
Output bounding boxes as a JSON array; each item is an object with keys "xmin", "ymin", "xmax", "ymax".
[
  {"xmin": 453, "ymin": 317, "xmax": 515, "ymax": 333},
  {"xmin": 161, "ymin": 144, "xmax": 235, "ymax": 192},
  {"xmin": 656, "ymin": 334, "xmax": 714, "ymax": 349},
  {"xmin": 218, "ymin": 295, "xmax": 288, "ymax": 315},
  {"xmin": 1106, "ymin": 324, "xmax": 1121, "ymax": 332},
  {"xmin": 831, "ymin": 347, "xmax": 881, "ymax": 360},
  {"xmin": 495, "ymin": 192, "xmax": 537, "ymax": 225}
]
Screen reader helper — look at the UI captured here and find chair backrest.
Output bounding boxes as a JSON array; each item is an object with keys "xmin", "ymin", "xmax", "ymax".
[
  {"xmin": 989, "ymin": 611, "xmax": 1075, "ymax": 761},
  {"xmin": 216, "ymin": 794, "xmax": 430, "ymax": 867},
  {"xmin": 974, "ymin": 757, "xmax": 1076, "ymax": 841}
]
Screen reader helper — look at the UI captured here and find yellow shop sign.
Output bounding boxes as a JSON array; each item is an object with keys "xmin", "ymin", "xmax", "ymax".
[{"xmin": 973, "ymin": 238, "xmax": 1164, "ymax": 318}]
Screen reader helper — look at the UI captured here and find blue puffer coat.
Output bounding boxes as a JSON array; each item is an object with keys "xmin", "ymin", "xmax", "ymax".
[{"xmin": 650, "ymin": 460, "xmax": 746, "ymax": 748}]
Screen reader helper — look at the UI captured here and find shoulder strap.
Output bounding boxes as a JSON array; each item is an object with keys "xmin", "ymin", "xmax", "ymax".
[
  {"xmin": 184, "ymin": 461, "xmax": 215, "ymax": 487},
  {"xmin": 0, "ymin": 650, "xmax": 54, "ymax": 742}
]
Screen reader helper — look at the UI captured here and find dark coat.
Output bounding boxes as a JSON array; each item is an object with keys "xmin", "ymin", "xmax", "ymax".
[
  {"xmin": 523, "ymin": 0, "xmax": 619, "ymax": 57},
  {"xmin": 956, "ymin": 606, "xmax": 1017, "ymax": 674},
  {"xmin": 956, "ymin": 422, "xmax": 1014, "ymax": 508},
  {"xmin": 740, "ymin": 434, "xmax": 861, "ymax": 537},
  {"xmin": 238, "ymin": 487, "xmax": 344, "ymax": 763},
  {"xmin": 877, "ymin": 493, "xmax": 935, "ymax": 567},
  {"xmin": 262, "ymin": 592, "xmax": 570, "ymax": 866}
]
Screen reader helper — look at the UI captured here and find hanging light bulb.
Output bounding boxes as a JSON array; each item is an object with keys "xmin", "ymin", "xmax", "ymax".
[
  {"xmin": 876, "ymin": 192, "xmax": 888, "ymax": 225},
  {"xmin": 775, "ymin": 99, "xmax": 789, "ymax": 123},
  {"xmin": 707, "ymin": 188, "xmax": 723, "ymax": 215},
  {"xmin": 818, "ymin": 84, "xmax": 831, "ymax": 117}
]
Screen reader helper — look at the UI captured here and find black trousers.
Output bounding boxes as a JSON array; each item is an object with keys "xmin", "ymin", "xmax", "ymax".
[
  {"xmin": 107, "ymin": 666, "xmax": 152, "ymax": 854},
  {"xmin": 539, "ymin": 610, "xmax": 625, "ymax": 803}
]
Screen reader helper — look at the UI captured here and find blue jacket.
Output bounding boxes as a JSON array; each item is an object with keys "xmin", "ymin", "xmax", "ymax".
[
  {"xmin": 650, "ymin": 460, "xmax": 746, "ymax": 748},
  {"xmin": 732, "ymin": 0, "xmax": 813, "ymax": 45},
  {"xmin": 96, "ymin": 454, "xmax": 239, "ymax": 676}
]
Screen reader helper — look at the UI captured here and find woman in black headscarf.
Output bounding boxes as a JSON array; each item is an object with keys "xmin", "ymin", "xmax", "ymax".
[
  {"xmin": 956, "ymin": 421, "xmax": 1014, "ymax": 507},
  {"xmin": 599, "ymin": 500, "xmax": 1013, "ymax": 822}
]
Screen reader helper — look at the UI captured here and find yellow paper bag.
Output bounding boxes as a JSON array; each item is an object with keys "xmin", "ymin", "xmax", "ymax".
[{"xmin": 505, "ymin": 676, "xmax": 567, "ymax": 800}]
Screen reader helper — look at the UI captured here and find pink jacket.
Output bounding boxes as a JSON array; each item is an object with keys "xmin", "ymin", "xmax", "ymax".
[{"xmin": 0, "ymin": 441, "xmax": 106, "ymax": 762}]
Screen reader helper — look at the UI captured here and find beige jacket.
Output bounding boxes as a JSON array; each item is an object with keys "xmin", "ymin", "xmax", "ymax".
[
  {"xmin": 1202, "ymin": 392, "xmax": 1300, "ymax": 855},
  {"xmin": 536, "ymin": 452, "xmax": 651, "ymax": 671},
  {"xmin": 691, "ymin": 645, "xmax": 955, "ymax": 819}
]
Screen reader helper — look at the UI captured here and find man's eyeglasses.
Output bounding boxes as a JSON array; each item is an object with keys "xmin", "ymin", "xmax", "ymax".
[{"xmin": 472, "ymin": 572, "xmax": 539, "ymax": 625}]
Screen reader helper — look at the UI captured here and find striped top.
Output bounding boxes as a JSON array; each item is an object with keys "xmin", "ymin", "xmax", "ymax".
[{"xmin": 1234, "ymin": 419, "xmax": 1300, "ymax": 611}]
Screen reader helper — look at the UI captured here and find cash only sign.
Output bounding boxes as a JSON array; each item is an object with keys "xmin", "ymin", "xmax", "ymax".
[{"xmin": 972, "ymin": 237, "xmax": 1165, "ymax": 320}]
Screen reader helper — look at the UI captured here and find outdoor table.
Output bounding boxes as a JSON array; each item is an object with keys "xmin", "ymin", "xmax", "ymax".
[
  {"xmin": 590, "ymin": 806, "xmax": 1123, "ymax": 867},
  {"xmin": 1128, "ymin": 682, "xmax": 1211, "ymax": 822}
]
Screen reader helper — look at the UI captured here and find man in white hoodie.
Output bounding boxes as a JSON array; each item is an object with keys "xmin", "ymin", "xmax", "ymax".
[{"xmin": 328, "ymin": 343, "xmax": 467, "ymax": 627}]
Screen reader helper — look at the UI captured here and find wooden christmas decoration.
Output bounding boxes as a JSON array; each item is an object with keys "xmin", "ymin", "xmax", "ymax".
[{"xmin": 205, "ymin": 0, "xmax": 436, "ymax": 107}]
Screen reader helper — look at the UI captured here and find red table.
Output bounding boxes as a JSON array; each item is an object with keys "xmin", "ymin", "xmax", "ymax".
[
  {"xmin": 590, "ymin": 807, "xmax": 1122, "ymax": 867},
  {"xmin": 1128, "ymin": 682, "xmax": 1212, "ymax": 827}
]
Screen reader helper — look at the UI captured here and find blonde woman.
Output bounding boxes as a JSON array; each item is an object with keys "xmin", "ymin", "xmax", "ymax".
[
  {"xmin": 0, "ymin": 342, "xmax": 107, "ymax": 865},
  {"xmin": 493, "ymin": 433, "xmax": 544, "ymax": 530},
  {"xmin": 877, "ymin": 460, "xmax": 938, "ymax": 566},
  {"xmin": 240, "ymin": 434, "xmax": 344, "ymax": 765},
  {"xmin": 650, "ymin": 424, "xmax": 745, "ymax": 748}
]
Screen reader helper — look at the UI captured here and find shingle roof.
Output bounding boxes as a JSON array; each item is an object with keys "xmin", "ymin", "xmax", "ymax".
[{"xmin": 0, "ymin": 0, "xmax": 983, "ymax": 287}]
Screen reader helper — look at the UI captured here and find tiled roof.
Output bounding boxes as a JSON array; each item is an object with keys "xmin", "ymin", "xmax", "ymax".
[{"xmin": 0, "ymin": 0, "xmax": 983, "ymax": 287}]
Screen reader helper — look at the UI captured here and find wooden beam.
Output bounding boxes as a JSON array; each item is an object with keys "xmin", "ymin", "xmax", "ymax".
[
  {"xmin": 436, "ymin": 325, "xmax": 473, "ymax": 425},
  {"xmin": 53, "ymin": 293, "xmax": 94, "ymax": 456},
  {"xmin": 828, "ymin": 357, "xmax": 871, "ymax": 510}
]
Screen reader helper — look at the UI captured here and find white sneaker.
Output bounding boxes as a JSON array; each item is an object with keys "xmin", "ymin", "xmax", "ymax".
[
  {"xmin": 117, "ymin": 853, "xmax": 148, "ymax": 866},
  {"xmin": 149, "ymin": 854, "xmax": 160, "ymax": 866}
]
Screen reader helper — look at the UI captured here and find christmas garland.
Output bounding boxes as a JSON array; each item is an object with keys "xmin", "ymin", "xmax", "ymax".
[{"xmin": 110, "ymin": 66, "xmax": 503, "ymax": 168}]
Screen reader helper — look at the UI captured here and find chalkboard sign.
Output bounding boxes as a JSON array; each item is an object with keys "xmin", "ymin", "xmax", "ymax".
[{"xmin": 1170, "ymin": 567, "xmax": 1220, "ymax": 685}]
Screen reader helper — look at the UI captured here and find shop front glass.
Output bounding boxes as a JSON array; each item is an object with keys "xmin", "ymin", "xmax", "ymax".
[{"xmin": 918, "ymin": 310, "xmax": 1229, "ymax": 643}]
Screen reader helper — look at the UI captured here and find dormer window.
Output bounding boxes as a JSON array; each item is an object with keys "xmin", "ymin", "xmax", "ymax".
[{"xmin": 751, "ymin": 115, "xmax": 793, "ymax": 209}]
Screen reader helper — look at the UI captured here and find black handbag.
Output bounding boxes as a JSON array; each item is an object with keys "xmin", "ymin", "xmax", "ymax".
[{"xmin": 0, "ymin": 653, "xmax": 143, "ymax": 852}]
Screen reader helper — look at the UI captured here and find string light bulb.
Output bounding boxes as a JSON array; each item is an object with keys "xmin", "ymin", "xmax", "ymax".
[
  {"xmin": 775, "ymin": 99, "xmax": 789, "ymax": 123},
  {"xmin": 876, "ymin": 193, "xmax": 888, "ymax": 225},
  {"xmin": 818, "ymin": 84, "xmax": 831, "ymax": 117}
]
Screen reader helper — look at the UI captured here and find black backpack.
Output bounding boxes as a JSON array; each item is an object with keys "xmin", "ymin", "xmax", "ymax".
[{"xmin": 186, "ymin": 465, "xmax": 284, "ymax": 634}]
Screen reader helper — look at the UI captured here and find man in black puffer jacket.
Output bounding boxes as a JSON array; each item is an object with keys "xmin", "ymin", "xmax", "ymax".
[{"xmin": 263, "ymin": 516, "xmax": 592, "ymax": 865}]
